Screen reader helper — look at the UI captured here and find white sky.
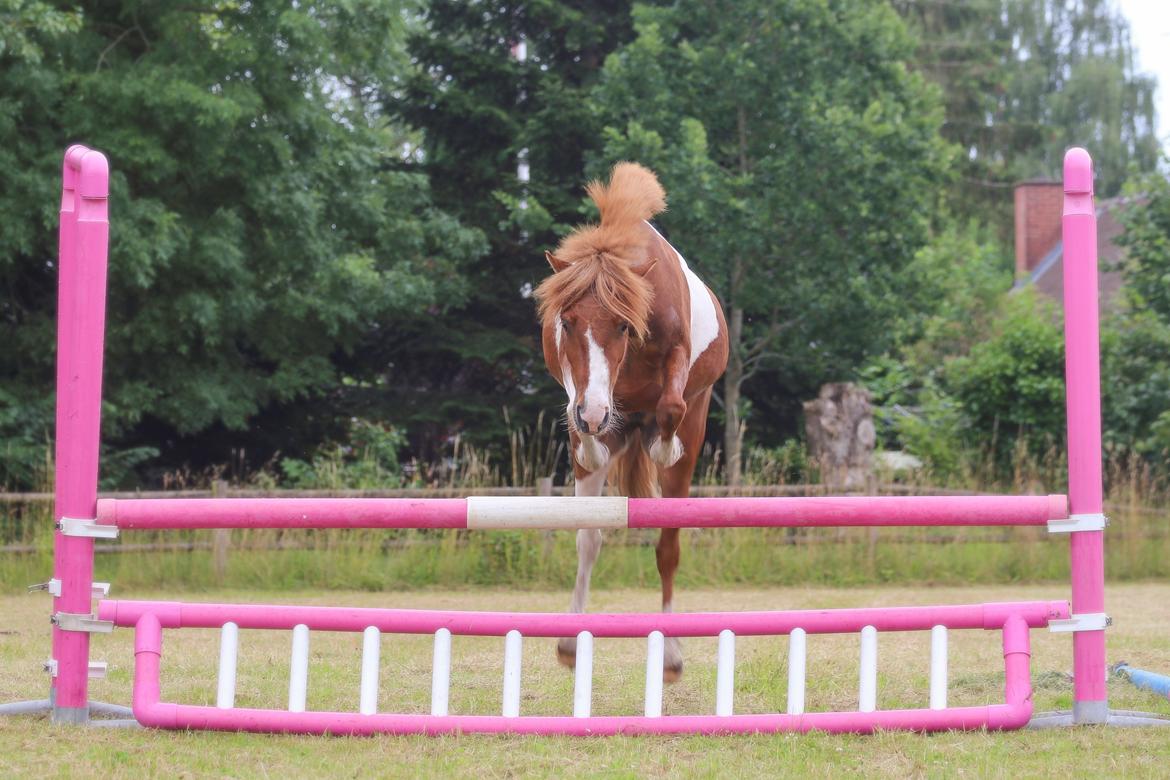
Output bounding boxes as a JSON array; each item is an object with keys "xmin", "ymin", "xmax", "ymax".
[{"xmin": 1117, "ymin": 0, "xmax": 1170, "ymax": 152}]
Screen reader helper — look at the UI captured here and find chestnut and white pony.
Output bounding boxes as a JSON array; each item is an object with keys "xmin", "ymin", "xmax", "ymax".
[{"xmin": 535, "ymin": 163, "xmax": 728, "ymax": 681}]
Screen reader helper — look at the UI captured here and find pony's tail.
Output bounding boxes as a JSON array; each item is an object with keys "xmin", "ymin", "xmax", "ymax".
[
  {"xmin": 609, "ymin": 441, "xmax": 660, "ymax": 499},
  {"xmin": 587, "ymin": 162, "xmax": 666, "ymax": 230}
]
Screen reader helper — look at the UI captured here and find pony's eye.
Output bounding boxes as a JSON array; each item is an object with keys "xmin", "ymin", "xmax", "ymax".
[
  {"xmin": 618, "ymin": 323, "xmax": 629, "ymax": 334},
  {"xmin": 561, "ymin": 317, "xmax": 571, "ymax": 332}
]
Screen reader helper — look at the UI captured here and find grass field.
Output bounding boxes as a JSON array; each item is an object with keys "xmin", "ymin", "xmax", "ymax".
[{"xmin": 4, "ymin": 582, "xmax": 1170, "ymax": 778}]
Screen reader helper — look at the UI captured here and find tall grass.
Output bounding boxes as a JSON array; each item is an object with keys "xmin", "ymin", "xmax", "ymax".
[{"xmin": 4, "ymin": 422, "xmax": 1169, "ymax": 594}]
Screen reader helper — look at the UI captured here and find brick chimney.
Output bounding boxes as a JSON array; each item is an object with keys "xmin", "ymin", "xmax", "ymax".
[{"xmin": 1014, "ymin": 181, "xmax": 1063, "ymax": 278}]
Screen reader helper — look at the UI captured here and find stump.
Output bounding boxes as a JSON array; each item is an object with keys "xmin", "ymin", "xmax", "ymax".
[{"xmin": 803, "ymin": 383, "xmax": 876, "ymax": 492}]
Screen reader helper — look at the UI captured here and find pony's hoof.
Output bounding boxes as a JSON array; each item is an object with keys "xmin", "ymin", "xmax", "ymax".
[
  {"xmin": 556, "ymin": 637, "xmax": 576, "ymax": 669},
  {"xmin": 663, "ymin": 636, "xmax": 683, "ymax": 682}
]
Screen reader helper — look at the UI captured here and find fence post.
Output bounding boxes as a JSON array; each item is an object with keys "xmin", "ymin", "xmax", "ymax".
[{"xmin": 212, "ymin": 480, "xmax": 230, "ymax": 579}]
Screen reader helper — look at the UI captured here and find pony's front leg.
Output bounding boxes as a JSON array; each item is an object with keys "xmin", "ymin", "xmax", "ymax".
[
  {"xmin": 557, "ymin": 431, "xmax": 625, "ymax": 669},
  {"xmin": 650, "ymin": 346, "xmax": 689, "ymax": 468}
]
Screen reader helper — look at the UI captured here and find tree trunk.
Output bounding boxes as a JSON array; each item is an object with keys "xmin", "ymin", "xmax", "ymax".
[
  {"xmin": 724, "ymin": 105, "xmax": 751, "ymax": 488},
  {"xmin": 723, "ymin": 305, "xmax": 745, "ymax": 486}
]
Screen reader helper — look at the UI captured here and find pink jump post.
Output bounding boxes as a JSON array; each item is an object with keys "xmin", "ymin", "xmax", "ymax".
[{"xmin": 4, "ymin": 145, "xmax": 1165, "ymax": 732}]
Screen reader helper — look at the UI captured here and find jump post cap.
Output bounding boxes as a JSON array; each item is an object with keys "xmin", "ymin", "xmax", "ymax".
[
  {"xmin": 77, "ymin": 150, "xmax": 109, "ymax": 199},
  {"xmin": 1063, "ymin": 148, "xmax": 1093, "ymax": 195},
  {"xmin": 61, "ymin": 145, "xmax": 87, "ymax": 188}
]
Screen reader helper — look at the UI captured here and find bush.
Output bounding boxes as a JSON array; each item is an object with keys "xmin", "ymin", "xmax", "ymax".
[
  {"xmin": 944, "ymin": 290, "xmax": 1065, "ymax": 470},
  {"xmin": 280, "ymin": 419, "xmax": 404, "ymax": 489}
]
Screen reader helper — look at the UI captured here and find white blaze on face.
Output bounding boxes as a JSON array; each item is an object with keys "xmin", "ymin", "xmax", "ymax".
[{"xmin": 579, "ymin": 326, "xmax": 611, "ymax": 429}]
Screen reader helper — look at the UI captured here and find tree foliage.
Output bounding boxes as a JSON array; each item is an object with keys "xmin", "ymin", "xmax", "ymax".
[
  {"xmin": 1104, "ymin": 170, "xmax": 1170, "ymax": 454},
  {"xmin": 0, "ymin": 1, "xmax": 484, "ymax": 487},
  {"xmin": 383, "ymin": 1, "xmax": 641, "ymax": 460},
  {"xmin": 591, "ymin": 0, "xmax": 953, "ymax": 480},
  {"xmin": 0, "ymin": 1, "xmax": 1162, "ymax": 490},
  {"xmin": 894, "ymin": 0, "xmax": 1160, "ymax": 236}
]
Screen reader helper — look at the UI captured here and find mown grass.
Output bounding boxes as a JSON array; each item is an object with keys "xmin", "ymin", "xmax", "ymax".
[{"xmin": 3, "ymin": 583, "xmax": 1170, "ymax": 778}]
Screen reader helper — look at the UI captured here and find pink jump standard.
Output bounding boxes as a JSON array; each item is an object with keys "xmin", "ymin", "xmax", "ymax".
[
  {"xmin": 1062, "ymin": 148, "xmax": 1108, "ymax": 725},
  {"xmin": 3, "ymin": 145, "xmax": 1162, "ymax": 733},
  {"xmin": 52, "ymin": 146, "xmax": 113, "ymax": 723}
]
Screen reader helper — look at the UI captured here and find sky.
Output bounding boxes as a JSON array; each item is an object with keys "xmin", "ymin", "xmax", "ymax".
[{"xmin": 1117, "ymin": 0, "xmax": 1170, "ymax": 151}]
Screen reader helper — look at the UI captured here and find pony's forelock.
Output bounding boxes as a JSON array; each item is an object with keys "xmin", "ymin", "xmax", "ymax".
[
  {"xmin": 535, "ymin": 163, "xmax": 665, "ymax": 341},
  {"xmin": 535, "ymin": 252, "xmax": 654, "ymax": 341}
]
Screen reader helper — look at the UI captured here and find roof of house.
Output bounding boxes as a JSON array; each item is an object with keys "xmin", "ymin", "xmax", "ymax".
[{"xmin": 1012, "ymin": 196, "xmax": 1134, "ymax": 312}]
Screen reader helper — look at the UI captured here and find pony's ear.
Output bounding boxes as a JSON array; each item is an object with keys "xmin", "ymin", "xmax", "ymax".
[
  {"xmin": 545, "ymin": 251, "xmax": 571, "ymax": 273},
  {"xmin": 633, "ymin": 260, "xmax": 657, "ymax": 277}
]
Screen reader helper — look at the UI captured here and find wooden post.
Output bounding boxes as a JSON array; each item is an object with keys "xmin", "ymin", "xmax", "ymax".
[{"xmin": 212, "ymin": 479, "xmax": 230, "ymax": 579}]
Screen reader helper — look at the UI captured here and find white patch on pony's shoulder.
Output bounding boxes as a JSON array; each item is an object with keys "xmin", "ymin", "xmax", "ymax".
[{"xmin": 644, "ymin": 221, "xmax": 719, "ymax": 368}]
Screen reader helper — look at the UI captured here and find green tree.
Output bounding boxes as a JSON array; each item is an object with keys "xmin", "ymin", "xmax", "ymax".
[
  {"xmin": 893, "ymin": 0, "xmax": 1160, "ymax": 238},
  {"xmin": 0, "ymin": 2, "xmax": 484, "ymax": 488},
  {"xmin": 860, "ymin": 222, "xmax": 1012, "ymax": 460},
  {"xmin": 389, "ymin": 1, "xmax": 639, "ymax": 461},
  {"xmin": 944, "ymin": 290, "xmax": 1066, "ymax": 469},
  {"xmin": 592, "ymin": 0, "xmax": 953, "ymax": 483},
  {"xmin": 1104, "ymin": 169, "xmax": 1170, "ymax": 454}
]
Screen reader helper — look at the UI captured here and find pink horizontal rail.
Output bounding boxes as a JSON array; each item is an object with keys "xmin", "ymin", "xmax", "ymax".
[
  {"xmin": 95, "ymin": 494, "xmax": 1067, "ymax": 530},
  {"xmin": 99, "ymin": 599, "xmax": 1068, "ymax": 636},
  {"xmin": 96, "ymin": 498, "xmax": 467, "ymax": 529},
  {"xmin": 625, "ymin": 495, "xmax": 1066, "ymax": 528},
  {"xmin": 126, "ymin": 611, "xmax": 1037, "ymax": 735}
]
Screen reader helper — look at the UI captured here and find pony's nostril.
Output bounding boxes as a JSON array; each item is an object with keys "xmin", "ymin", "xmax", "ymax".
[
  {"xmin": 600, "ymin": 410, "xmax": 611, "ymax": 430},
  {"xmin": 575, "ymin": 405, "xmax": 589, "ymax": 433}
]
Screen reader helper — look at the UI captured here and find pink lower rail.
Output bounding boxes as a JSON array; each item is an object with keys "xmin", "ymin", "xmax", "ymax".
[
  {"xmin": 99, "ymin": 599, "xmax": 1067, "ymax": 635},
  {"xmin": 112, "ymin": 600, "xmax": 1064, "ymax": 736},
  {"xmin": 94, "ymin": 494, "xmax": 1068, "ymax": 530}
]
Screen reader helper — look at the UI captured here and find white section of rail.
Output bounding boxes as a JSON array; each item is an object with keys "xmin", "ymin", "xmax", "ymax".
[
  {"xmin": 645, "ymin": 631, "xmax": 665, "ymax": 717},
  {"xmin": 502, "ymin": 630, "xmax": 522, "ymax": 717},
  {"xmin": 859, "ymin": 625, "xmax": 877, "ymax": 713},
  {"xmin": 431, "ymin": 628, "xmax": 452, "ymax": 716},
  {"xmin": 716, "ymin": 630, "xmax": 735, "ymax": 716},
  {"xmin": 787, "ymin": 628, "xmax": 806, "ymax": 715},
  {"xmin": 573, "ymin": 631, "xmax": 593, "ymax": 718},
  {"xmin": 289, "ymin": 624, "xmax": 310, "ymax": 712},
  {"xmin": 216, "ymin": 622, "xmax": 238, "ymax": 709},
  {"xmin": 930, "ymin": 625, "xmax": 948, "ymax": 710},
  {"xmin": 359, "ymin": 626, "xmax": 380, "ymax": 715}
]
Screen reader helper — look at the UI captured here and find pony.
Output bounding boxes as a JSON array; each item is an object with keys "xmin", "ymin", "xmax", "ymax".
[{"xmin": 535, "ymin": 162, "xmax": 729, "ymax": 681}]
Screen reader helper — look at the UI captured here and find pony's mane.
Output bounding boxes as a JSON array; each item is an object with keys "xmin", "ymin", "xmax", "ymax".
[{"xmin": 535, "ymin": 162, "xmax": 666, "ymax": 339}]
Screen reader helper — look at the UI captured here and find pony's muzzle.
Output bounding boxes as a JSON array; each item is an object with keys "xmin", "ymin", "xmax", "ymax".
[{"xmin": 575, "ymin": 405, "xmax": 610, "ymax": 435}]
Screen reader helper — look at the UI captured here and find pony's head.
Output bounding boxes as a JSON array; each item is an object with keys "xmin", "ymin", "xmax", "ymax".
[
  {"xmin": 536, "ymin": 250, "xmax": 655, "ymax": 436},
  {"xmin": 535, "ymin": 162, "xmax": 665, "ymax": 437}
]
